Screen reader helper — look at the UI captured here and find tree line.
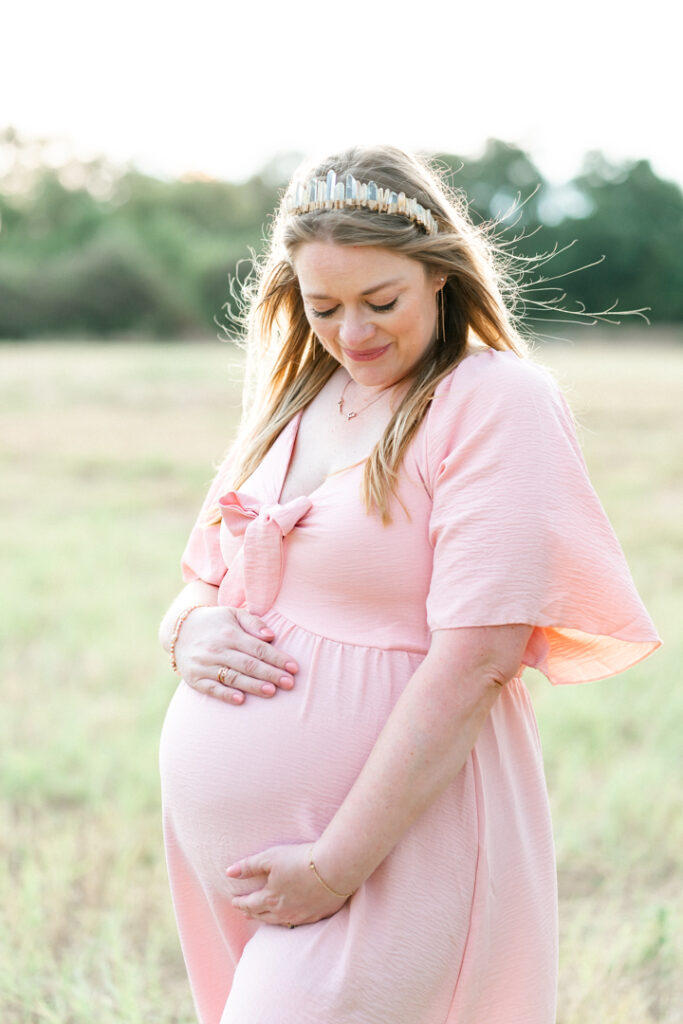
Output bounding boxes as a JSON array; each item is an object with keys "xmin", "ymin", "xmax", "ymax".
[{"xmin": 1, "ymin": 127, "xmax": 681, "ymax": 340}]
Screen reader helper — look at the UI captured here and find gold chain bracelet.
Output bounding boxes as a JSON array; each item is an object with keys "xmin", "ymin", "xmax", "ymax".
[
  {"xmin": 308, "ymin": 846, "xmax": 355, "ymax": 900},
  {"xmin": 169, "ymin": 604, "xmax": 206, "ymax": 674}
]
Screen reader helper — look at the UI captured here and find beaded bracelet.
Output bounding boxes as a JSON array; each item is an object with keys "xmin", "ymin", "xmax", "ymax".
[
  {"xmin": 308, "ymin": 846, "xmax": 355, "ymax": 900},
  {"xmin": 169, "ymin": 604, "xmax": 206, "ymax": 674}
]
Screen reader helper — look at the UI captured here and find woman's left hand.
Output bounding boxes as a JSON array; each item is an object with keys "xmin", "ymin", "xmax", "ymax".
[{"xmin": 226, "ymin": 843, "xmax": 349, "ymax": 928}]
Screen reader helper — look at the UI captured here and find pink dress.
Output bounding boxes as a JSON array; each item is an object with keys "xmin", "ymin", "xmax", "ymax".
[{"xmin": 159, "ymin": 349, "xmax": 660, "ymax": 1024}]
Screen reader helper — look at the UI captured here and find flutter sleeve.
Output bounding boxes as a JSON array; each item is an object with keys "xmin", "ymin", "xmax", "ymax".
[
  {"xmin": 424, "ymin": 349, "xmax": 661, "ymax": 684},
  {"xmin": 180, "ymin": 448, "xmax": 236, "ymax": 588}
]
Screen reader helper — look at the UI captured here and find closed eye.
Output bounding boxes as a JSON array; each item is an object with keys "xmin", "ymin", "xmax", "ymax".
[{"xmin": 310, "ymin": 298, "xmax": 398, "ymax": 319}]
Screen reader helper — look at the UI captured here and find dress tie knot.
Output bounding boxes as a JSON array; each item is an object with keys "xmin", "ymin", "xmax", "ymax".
[{"xmin": 218, "ymin": 491, "xmax": 312, "ymax": 614}]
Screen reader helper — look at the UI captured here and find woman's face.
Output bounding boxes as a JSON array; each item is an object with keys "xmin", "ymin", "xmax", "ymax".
[{"xmin": 294, "ymin": 242, "xmax": 443, "ymax": 389}]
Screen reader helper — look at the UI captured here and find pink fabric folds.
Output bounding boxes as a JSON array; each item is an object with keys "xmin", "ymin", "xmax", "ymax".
[
  {"xmin": 217, "ymin": 491, "xmax": 312, "ymax": 615},
  {"xmin": 163, "ymin": 348, "xmax": 661, "ymax": 1024},
  {"xmin": 180, "ymin": 449, "xmax": 237, "ymax": 589},
  {"xmin": 424, "ymin": 351, "xmax": 661, "ymax": 684}
]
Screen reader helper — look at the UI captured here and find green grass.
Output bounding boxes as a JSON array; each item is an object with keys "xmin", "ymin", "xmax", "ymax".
[{"xmin": 1, "ymin": 337, "xmax": 681, "ymax": 1022}]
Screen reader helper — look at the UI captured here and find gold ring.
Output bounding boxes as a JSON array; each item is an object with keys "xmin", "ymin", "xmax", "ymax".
[
  {"xmin": 218, "ymin": 667, "xmax": 227, "ymax": 685},
  {"xmin": 286, "ymin": 923, "xmax": 296, "ymax": 929}
]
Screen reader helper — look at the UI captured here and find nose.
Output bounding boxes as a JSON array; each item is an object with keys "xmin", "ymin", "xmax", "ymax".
[{"xmin": 338, "ymin": 310, "xmax": 376, "ymax": 347}]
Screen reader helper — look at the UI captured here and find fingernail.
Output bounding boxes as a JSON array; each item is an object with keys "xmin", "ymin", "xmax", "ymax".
[
  {"xmin": 226, "ymin": 865, "xmax": 241, "ymax": 877},
  {"xmin": 260, "ymin": 627, "xmax": 274, "ymax": 637},
  {"xmin": 232, "ymin": 693, "xmax": 244, "ymax": 704},
  {"xmin": 279, "ymin": 676, "xmax": 294, "ymax": 689},
  {"xmin": 261, "ymin": 682, "xmax": 276, "ymax": 695},
  {"xmin": 285, "ymin": 661, "xmax": 298, "ymax": 673}
]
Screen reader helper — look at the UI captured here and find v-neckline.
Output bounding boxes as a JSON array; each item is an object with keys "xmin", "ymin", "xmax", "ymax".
[
  {"xmin": 276, "ymin": 367, "xmax": 403, "ymax": 505},
  {"xmin": 276, "ymin": 410, "xmax": 305, "ymax": 504},
  {"xmin": 276, "ymin": 407, "xmax": 367, "ymax": 505},
  {"xmin": 279, "ymin": 408, "xmax": 354, "ymax": 506}
]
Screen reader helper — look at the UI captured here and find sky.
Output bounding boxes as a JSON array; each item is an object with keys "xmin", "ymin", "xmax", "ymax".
[{"xmin": 2, "ymin": 0, "xmax": 680, "ymax": 188}]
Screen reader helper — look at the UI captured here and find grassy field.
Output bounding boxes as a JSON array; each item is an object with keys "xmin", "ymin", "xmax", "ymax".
[{"xmin": 0, "ymin": 337, "xmax": 681, "ymax": 1023}]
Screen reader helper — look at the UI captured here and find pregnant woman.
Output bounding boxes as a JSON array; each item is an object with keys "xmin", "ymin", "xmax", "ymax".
[{"xmin": 158, "ymin": 144, "xmax": 660, "ymax": 1024}]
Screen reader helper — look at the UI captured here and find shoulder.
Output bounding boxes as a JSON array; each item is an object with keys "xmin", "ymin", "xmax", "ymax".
[
  {"xmin": 429, "ymin": 348, "xmax": 567, "ymax": 438},
  {"xmin": 419, "ymin": 348, "xmax": 577, "ymax": 486},
  {"xmin": 435, "ymin": 347, "xmax": 561, "ymax": 407}
]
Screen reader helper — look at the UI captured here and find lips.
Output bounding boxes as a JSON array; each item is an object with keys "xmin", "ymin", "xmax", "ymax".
[{"xmin": 343, "ymin": 344, "xmax": 391, "ymax": 362}]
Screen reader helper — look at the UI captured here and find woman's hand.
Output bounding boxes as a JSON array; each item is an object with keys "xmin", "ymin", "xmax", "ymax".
[
  {"xmin": 174, "ymin": 605, "xmax": 298, "ymax": 705},
  {"xmin": 226, "ymin": 844, "xmax": 350, "ymax": 928}
]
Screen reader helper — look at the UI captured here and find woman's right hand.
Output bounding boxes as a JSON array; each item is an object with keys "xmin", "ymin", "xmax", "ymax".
[{"xmin": 173, "ymin": 606, "xmax": 298, "ymax": 705}]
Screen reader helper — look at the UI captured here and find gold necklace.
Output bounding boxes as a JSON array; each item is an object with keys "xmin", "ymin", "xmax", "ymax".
[{"xmin": 337, "ymin": 378, "xmax": 392, "ymax": 420}]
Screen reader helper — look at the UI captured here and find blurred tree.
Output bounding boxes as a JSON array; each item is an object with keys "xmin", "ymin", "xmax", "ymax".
[
  {"xmin": 435, "ymin": 138, "xmax": 546, "ymax": 228},
  {"xmin": 2, "ymin": 173, "xmax": 105, "ymax": 259},
  {"xmin": 0, "ymin": 127, "xmax": 681, "ymax": 339},
  {"xmin": 0, "ymin": 229, "xmax": 200, "ymax": 338},
  {"xmin": 549, "ymin": 155, "xmax": 683, "ymax": 323},
  {"xmin": 0, "ymin": 260, "xmax": 41, "ymax": 337},
  {"xmin": 42, "ymin": 230, "xmax": 200, "ymax": 336}
]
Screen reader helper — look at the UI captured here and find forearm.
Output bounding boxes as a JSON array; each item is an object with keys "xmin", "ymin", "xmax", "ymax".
[
  {"xmin": 158, "ymin": 578, "xmax": 219, "ymax": 653},
  {"xmin": 313, "ymin": 625, "xmax": 531, "ymax": 894}
]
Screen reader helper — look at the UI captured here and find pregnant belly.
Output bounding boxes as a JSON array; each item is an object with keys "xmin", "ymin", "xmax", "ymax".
[{"xmin": 159, "ymin": 621, "xmax": 423, "ymax": 889}]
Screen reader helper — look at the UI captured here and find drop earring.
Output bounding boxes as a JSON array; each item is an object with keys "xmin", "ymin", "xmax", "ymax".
[{"xmin": 436, "ymin": 279, "xmax": 446, "ymax": 344}]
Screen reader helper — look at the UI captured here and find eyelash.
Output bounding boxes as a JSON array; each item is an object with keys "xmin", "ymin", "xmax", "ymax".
[{"xmin": 310, "ymin": 299, "xmax": 398, "ymax": 319}]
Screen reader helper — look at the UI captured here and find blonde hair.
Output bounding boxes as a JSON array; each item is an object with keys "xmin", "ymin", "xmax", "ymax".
[{"xmin": 216, "ymin": 144, "xmax": 529, "ymax": 524}]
